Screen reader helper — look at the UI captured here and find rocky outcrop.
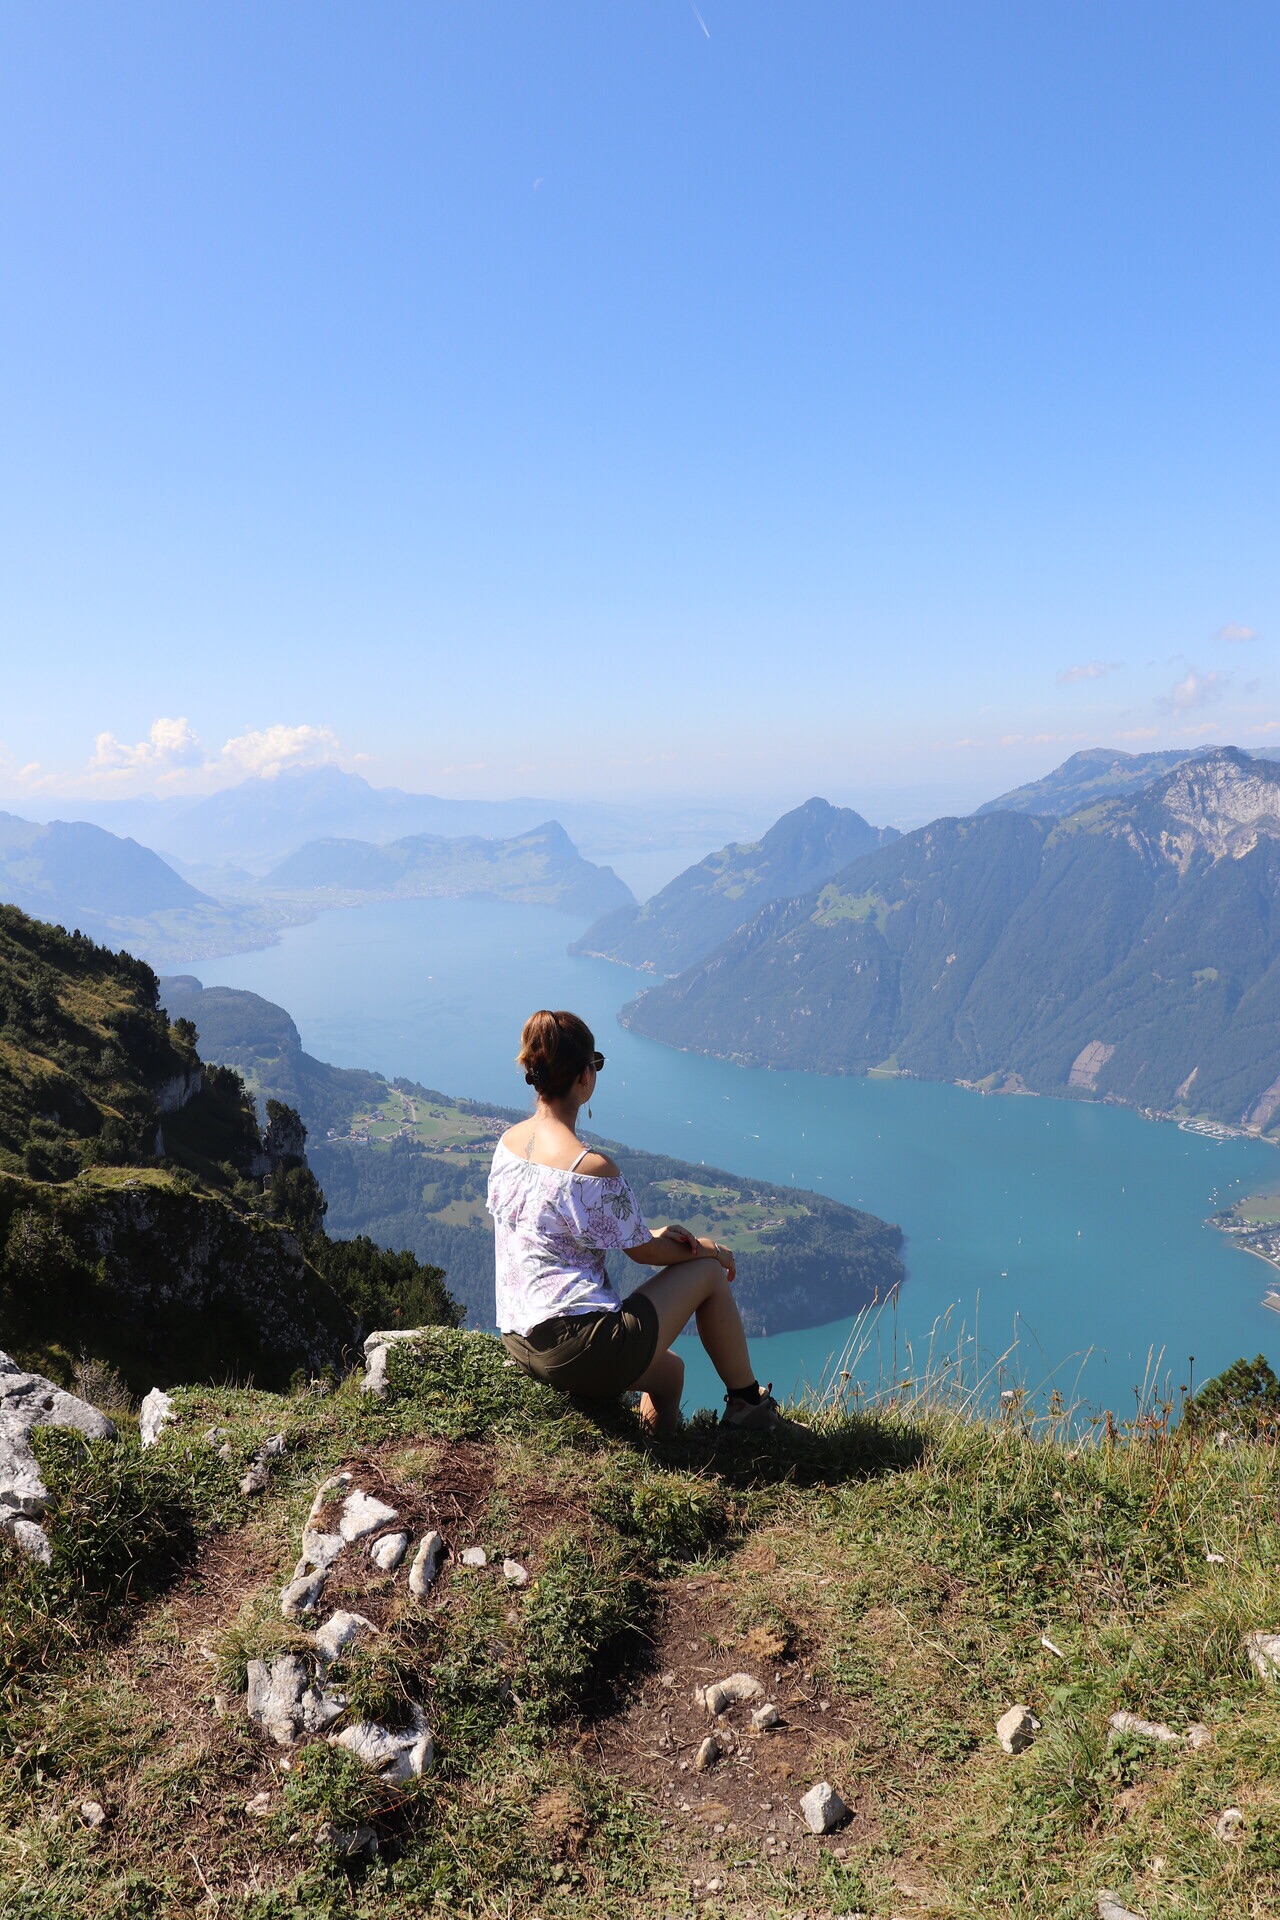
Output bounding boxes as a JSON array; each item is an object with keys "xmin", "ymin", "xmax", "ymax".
[{"xmin": 0, "ymin": 1350, "xmax": 115, "ymax": 1562}]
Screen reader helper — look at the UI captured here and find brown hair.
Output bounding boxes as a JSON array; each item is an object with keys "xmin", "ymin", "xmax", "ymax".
[{"xmin": 517, "ymin": 1009, "xmax": 596, "ymax": 1101}]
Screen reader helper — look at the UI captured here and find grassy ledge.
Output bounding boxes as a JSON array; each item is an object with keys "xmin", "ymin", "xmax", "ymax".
[{"xmin": 1, "ymin": 1328, "xmax": 1279, "ymax": 1918}]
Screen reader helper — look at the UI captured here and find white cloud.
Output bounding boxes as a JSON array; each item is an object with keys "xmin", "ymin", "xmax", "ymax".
[
  {"xmin": 1162, "ymin": 667, "xmax": 1227, "ymax": 713},
  {"xmin": 219, "ymin": 724, "xmax": 343, "ymax": 779},
  {"xmin": 1056, "ymin": 660, "xmax": 1121, "ymax": 685},
  {"xmin": 1212, "ymin": 624, "xmax": 1260, "ymax": 644},
  {"xmin": 90, "ymin": 716, "xmax": 205, "ymax": 774},
  {"xmin": 1117, "ymin": 727, "xmax": 1159, "ymax": 740}
]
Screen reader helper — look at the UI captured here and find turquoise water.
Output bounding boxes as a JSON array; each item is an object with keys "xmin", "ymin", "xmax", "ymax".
[{"xmin": 205, "ymin": 897, "xmax": 1280, "ymax": 1415}]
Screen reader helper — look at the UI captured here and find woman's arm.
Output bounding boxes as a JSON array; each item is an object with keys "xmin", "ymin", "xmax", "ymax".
[{"xmin": 626, "ymin": 1229, "xmax": 736, "ymax": 1281}]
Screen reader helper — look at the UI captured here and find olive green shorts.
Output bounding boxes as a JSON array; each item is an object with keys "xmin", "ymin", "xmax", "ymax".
[{"xmin": 502, "ymin": 1293, "xmax": 661, "ymax": 1398}]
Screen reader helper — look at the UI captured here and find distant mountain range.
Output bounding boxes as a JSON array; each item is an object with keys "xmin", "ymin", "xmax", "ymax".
[
  {"xmin": 570, "ymin": 797, "xmax": 899, "ymax": 974},
  {"xmin": 263, "ymin": 819, "xmax": 633, "ymax": 917},
  {"xmin": 0, "ymin": 809, "xmax": 632, "ymax": 962},
  {"xmin": 38, "ymin": 766, "xmax": 765, "ymax": 874},
  {"xmin": 621, "ymin": 749, "xmax": 1280, "ymax": 1134}
]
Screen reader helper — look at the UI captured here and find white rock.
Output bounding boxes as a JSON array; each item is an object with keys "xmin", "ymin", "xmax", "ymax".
[
  {"xmin": 799, "ymin": 1781, "xmax": 849, "ymax": 1834},
  {"xmin": 246, "ymin": 1654, "xmax": 345, "ymax": 1745},
  {"xmin": 79, "ymin": 1800, "xmax": 107, "ymax": 1829},
  {"xmin": 409, "ymin": 1531, "xmax": 446, "ymax": 1596},
  {"xmin": 361, "ymin": 1329, "xmax": 426, "ymax": 1396},
  {"xmin": 138, "ymin": 1388, "xmax": 176, "ymax": 1449},
  {"xmin": 996, "ymin": 1704, "xmax": 1040, "ymax": 1754},
  {"xmin": 260, "ymin": 1433, "xmax": 286, "ymax": 1459},
  {"xmin": 695, "ymin": 1672, "xmax": 763, "ymax": 1716},
  {"xmin": 1244, "ymin": 1629, "xmax": 1280, "ymax": 1679},
  {"xmin": 1206, "ymin": 1551, "xmax": 1226, "ymax": 1564},
  {"xmin": 240, "ymin": 1461, "xmax": 271, "ymax": 1497},
  {"xmin": 306, "ymin": 1473, "xmax": 352, "ymax": 1527},
  {"xmin": 1109, "ymin": 1711, "xmax": 1179, "ymax": 1745},
  {"xmin": 339, "ymin": 1491, "xmax": 399, "ymax": 1543},
  {"xmin": 245, "ymin": 1791, "xmax": 273, "ymax": 1818},
  {"xmin": 694, "ymin": 1735, "xmax": 720, "ymax": 1771},
  {"xmin": 298, "ymin": 1529, "xmax": 345, "ymax": 1573},
  {"xmin": 752, "ymin": 1703, "xmax": 783, "ymax": 1730},
  {"xmin": 0, "ymin": 1352, "xmax": 115, "ymax": 1545},
  {"xmin": 369, "ymin": 1531, "xmax": 410, "ymax": 1572},
  {"xmin": 1097, "ymin": 1896, "xmax": 1143, "ymax": 1920},
  {"xmin": 281, "ymin": 1568, "xmax": 329, "ymax": 1618},
  {"xmin": 1187, "ymin": 1722, "xmax": 1213, "ymax": 1750},
  {"xmin": 1216, "ymin": 1806, "xmax": 1245, "ymax": 1842},
  {"xmin": 10, "ymin": 1518, "xmax": 51, "ymax": 1564},
  {"xmin": 313, "ymin": 1610, "xmax": 377, "ymax": 1664},
  {"xmin": 460, "ymin": 1546, "xmax": 488, "ymax": 1568},
  {"xmin": 502, "ymin": 1557, "xmax": 529, "ymax": 1587},
  {"xmin": 330, "ymin": 1707, "xmax": 433, "ymax": 1784}
]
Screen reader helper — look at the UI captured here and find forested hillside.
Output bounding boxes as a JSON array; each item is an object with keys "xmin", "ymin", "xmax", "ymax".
[
  {"xmin": 0, "ymin": 906, "xmax": 455, "ymax": 1389},
  {"xmin": 624, "ymin": 749, "xmax": 1280, "ymax": 1131},
  {"xmin": 572, "ymin": 796, "xmax": 897, "ymax": 974}
]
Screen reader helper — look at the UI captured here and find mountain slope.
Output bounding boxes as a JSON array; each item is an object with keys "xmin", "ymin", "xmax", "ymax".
[
  {"xmin": 264, "ymin": 820, "xmax": 634, "ymax": 917},
  {"xmin": 623, "ymin": 750, "xmax": 1280, "ymax": 1131},
  {"xmin": 571, "ymin": 797, "xmax": 898, "ymax": 974}
]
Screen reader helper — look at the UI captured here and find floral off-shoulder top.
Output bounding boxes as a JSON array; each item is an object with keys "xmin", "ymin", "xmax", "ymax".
[{"xmin": 486, "ymin": 1140, "xmax": 651, "ymax": 1335}]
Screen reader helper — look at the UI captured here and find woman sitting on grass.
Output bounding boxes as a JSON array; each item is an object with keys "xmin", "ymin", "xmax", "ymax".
[{"xmin": 487, "ymin": 1008, "xmax": 801, "ymax": 1436}]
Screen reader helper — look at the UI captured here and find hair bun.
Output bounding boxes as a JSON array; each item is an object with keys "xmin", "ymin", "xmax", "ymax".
[{"xmin": 516, "ymin": 1008, "xmax": 595, "ymax": 1103}]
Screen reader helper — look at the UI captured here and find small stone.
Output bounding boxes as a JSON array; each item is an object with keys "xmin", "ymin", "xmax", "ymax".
[
  {"xmin": 240, "ymin": 1461, "xmax": 270, "ymax": 1497},
  {"xmin": 1206, "ymin": 1551, "xmax": 1226, "ymax": 1564},
  {"xmin": 78, "ymin": 1800, "xmax": 107, "ymax": 1829},
  {"xmin": 1215, "ymin": 1806, "xmax": 1245, "ymax": 1842},
  {"xmin": 260, "ymin": 1433, "xmax": 286, "ymax": 1459},
  {"xmin": 329, "ymin": 1707, "xmax": 433, "ymax": 1783},
  {"xmin": 1243, "ymin": 1629, "xmax": 1280, "ymax": 1679},
  {"xmin": 138, "ymin": 1388, "xmax": 176, "ymax": 1449},
  {"xmin": 360, "ymin": 1327, "xmax": 426, "ymax": 1397},
  {"xmin": 313, "ymin": 1610, "xmax": 377, "ymax": 1664},
  {"xmin": 245, "ymin": 1791, "xmax": 273, "ymax": 1818},
  {"xmin": 306, "ymin": 1473, "xmax": 352, "ymax": 1527},
  {"xmin": 996, "ymin": 1704, "xmax": 1040, "ymax": 1754},
  {"xmin": 369, "ymin": 1531, "xmax": 409, "ymax": 1572},
  {"xmin": 799, "ymin": 1781, "xmax": 849, "ymax": 1834},
  {"xmin": 503, "ymin": 1557, "xmax": 529, "ymax": 1587},
  {"xmin": 752, "ymin": 1702, "xmax": 783, "ymax": 1731},
  {"xmin": 1109, "ymin": 1711, "xmax": 1179, "ymax": 1745},
  {"xmin": 1097, "ymin": 1896, "xmax": 1143, "ymax": 1920},
  {"xmin": 460, "ymin": 1546, "xmax": 488, "ymax": 1568},
  {"xmin": 204, "ymin": 1427, "xmax": 227, "ymax": 1444},
  {"xmin": 281, "ymin": 1568, "xmax": 329, "ymax": 1618},
  {"xmin": 694, "ymin": 1735, "xmax": 720, "ymax": 1771},
  {"xmin": 409, "ymin": 1531, "xmax": 446, "ymax": 1596},
  {"xmin": 9, "ymin": 1518, "xmax": 52, "ymax": 1564},
  {"xmin": 298, "ymin": 1529, "xmax": 345, "ymax": 1573},
  {"xmin": 1186, "ymin": 1722, "xmax": 1213, "ymax": 1750},
  {"xmin": 217, "ymin": 1442, "xmax": 233, "ymax": 1462},
  {"xmin": 212, "ymin": 1693, "xmax": 228, "ymax": 1718},
  {"xmin": 695, "ymin": 1672, "xmax": 764, "ymax": 1715},
  {"xmin": 339, "ymin": 1490, "xmax": 399, "ymax": 1543},
  {"xmin": 317, "ymin": 1819, "xmax": 379, "ymax": 1858}
]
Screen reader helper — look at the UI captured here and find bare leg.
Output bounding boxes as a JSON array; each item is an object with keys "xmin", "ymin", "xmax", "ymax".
[
  {"xmin": 633, "ymin": 1257, "xmax": 754, "ymax": 1396},
  {"xmin": 631, "ymin": 1348, "xmax": 684, "ymax": 1436}
]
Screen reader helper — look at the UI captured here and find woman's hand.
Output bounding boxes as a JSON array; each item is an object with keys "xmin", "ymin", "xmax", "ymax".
[
  {"xmin": 661, "ymin": 1222, "xmax": 698, "ymax": 1252},
  {"xmin": 700, "ymin": 1236, "xmax": 736, "ymax": 1281}
]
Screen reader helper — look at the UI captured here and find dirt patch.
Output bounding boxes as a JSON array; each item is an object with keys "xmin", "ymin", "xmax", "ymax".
[{"xmin": 590, "ymin": 1572, "xmax": 877, "ymax": 1890}]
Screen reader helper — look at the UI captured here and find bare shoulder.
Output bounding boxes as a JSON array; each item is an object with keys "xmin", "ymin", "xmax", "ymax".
[
  {"xmin": 500, "ymin": 1121, "xmax": 533, "ymax": 1155},
  {"xmin": 575, "ymin": 1150, "xmax": 621, "ymax": 1180}
]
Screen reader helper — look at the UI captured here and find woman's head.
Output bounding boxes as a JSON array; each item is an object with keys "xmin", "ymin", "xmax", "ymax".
[{"xmin": 517, "ymin": 1009, "xmax": 600, "ymax": 1103}]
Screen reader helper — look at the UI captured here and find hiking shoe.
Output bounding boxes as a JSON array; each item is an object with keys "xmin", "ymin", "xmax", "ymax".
[{"xmin": 720, "ymin": 1384, "xmax": 808, "ymax": 1438}]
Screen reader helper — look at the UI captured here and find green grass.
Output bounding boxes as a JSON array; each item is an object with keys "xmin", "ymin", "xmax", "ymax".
[{"xmin": 1, "ymin": 1329, "xmax": 1279, "ymax": 1916}]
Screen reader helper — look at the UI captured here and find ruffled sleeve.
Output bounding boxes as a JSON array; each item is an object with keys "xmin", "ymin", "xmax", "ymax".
[{"xmin": 564, "ymin": 1174, "xmax": 650, "ymax": 1252}]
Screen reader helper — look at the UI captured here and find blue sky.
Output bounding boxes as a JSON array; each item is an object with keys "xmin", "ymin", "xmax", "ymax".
[{"xmin": 2, "ymin": 1, "xmax": 1278, "ymax": 818}]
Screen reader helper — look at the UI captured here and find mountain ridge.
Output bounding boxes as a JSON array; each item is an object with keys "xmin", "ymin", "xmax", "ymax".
[{"xmin": 621, "ymin": 748, "xmax": 1280, "ymax": 1131}]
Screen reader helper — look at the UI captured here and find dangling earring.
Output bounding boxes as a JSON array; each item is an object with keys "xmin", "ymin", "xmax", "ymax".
[{"xmin": 587, "ymin": 1103, "xmax": 593, "ymax": 1119}]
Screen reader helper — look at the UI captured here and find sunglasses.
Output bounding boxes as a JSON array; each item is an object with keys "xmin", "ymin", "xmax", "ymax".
[{"xmin": 590, "ymin": 1051, "xmax": 605, "ymax": 1072}]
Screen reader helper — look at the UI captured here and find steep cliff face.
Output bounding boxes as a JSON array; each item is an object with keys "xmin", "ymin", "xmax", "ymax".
[{"xmin": 0, "ymin": 904, "xmax": 362, "ymax": 1388}]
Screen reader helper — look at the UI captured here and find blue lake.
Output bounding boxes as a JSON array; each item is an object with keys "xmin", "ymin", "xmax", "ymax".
[{"xmin": 204, "ymin": 896, "xmax": 1280, "ymax": 1415}]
